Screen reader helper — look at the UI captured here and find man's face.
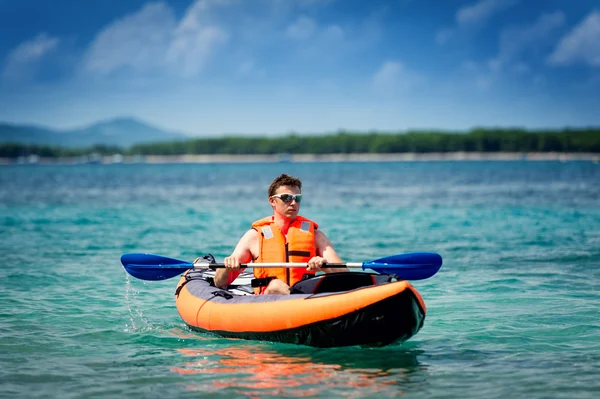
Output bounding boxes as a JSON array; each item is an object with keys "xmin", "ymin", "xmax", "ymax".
[{"xmin": 269, "ymin": 185, "xmax": 301, "ymax": 219}]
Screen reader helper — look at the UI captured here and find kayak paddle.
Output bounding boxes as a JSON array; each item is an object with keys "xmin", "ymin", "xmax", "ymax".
[{"xmin": 121, "ymin": 252, "xmax": 442, "ymax": 281}]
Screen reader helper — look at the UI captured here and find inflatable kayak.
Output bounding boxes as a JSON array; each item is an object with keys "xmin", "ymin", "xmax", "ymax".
[{"xmin": 174, "ymin": 269, "xmax": 426, "ymax": 348}]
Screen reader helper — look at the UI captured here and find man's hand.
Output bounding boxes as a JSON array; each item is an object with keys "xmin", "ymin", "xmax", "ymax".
[
  {"xmin": 223, "ymin": 255, "xmax": 243, "ymax": 271},
  {"xmin": 307, "ymin": 256, "xmax": 327, "ymax": 271}
]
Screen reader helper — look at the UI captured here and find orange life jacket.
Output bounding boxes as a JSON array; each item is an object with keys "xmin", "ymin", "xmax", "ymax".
[{"xmin": 251, "ymin": 215, "xmax": 318, "ymax": 294}]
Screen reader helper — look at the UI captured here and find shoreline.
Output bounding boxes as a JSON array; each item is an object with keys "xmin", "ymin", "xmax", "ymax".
[{"xmin": 1, "ymin": 152, "xmax": 599, "ymax": 165}]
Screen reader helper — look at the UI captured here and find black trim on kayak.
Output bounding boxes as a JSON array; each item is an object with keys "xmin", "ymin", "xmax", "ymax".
[{"xmin": 187, "ymin": 289, "xmax": 425, "ymax": 348}]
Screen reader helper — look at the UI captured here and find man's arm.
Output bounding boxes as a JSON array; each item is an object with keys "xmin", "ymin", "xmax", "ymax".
[
  {"xmin": 315, "ymin": 229, "xmax": 348, "ymax": 273},
  {"xmin": 213, "ymin": 229, "xmax": 258, "ymax": 288}
]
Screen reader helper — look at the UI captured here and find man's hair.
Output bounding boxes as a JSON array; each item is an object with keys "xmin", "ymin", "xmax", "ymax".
[{"xmin": 268, "ymin": 174, "xmax": 302, "ymax": 197}]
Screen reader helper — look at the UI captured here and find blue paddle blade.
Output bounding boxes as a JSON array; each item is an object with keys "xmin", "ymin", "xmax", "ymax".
[
  {"xmin": 364, "ymin": 252, "xmax": 443, "ymax": 280},
  {"xmin": 121, "ymin": 253, "xmax": 192, "ymax": 281}
]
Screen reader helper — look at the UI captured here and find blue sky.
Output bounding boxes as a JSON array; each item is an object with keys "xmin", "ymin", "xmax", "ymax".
[{"xmin": 0, "ymin": 0, "xmax": 599, "ymax": 136}]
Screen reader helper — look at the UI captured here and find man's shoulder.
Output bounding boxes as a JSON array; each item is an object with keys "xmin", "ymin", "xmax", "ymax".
[
  {"xmin": 244, "ymin": 228, "xmax": 260, "ymax": 238},
  {"xmin": 314, "ymin": 228, "xmax": 329, "ymax": 243},
  {"xmin": 240, "ymin": 229, "xmax": 259, "ymax": 254}
]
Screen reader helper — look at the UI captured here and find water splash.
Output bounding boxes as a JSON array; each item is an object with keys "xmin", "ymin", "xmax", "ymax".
[{"xmin": 124, "ymin": 273, "xmax": 151, "ymax": 332}]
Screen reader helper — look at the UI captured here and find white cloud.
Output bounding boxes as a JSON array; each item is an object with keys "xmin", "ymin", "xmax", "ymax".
[
  {"xmin": 284, "ymin": 19, "xmax": 345, "ymax": 55},
  {"xmin": 167, "ymin": 10, "xmax": 228, "ymax": 77},
  {"xmin": 372, "ymin": 61, "xmax": 420, "ymax": 94},
  {"xmin": 512, "ymin": 61, "xmax": 531, "ymax": 74},
  {"xmin": 435, "ymin": 28, "xmax": 455, "ymax": 45},
  {"xmin": 235, "ymin": 59, "xmax": 266, "ymax": 78},
  {"xmin": 373, "ymin": 61, "xmax": 402, "ymax": 87},
  {"xmin": 459, "ymin": 60, "xmax": 494, "ymax": 90},
  {"xmin": 490, "ymin": 11, "xmax": 565, "ymax": 72},
  {"xmin": 236, "ymin": 60, "xmax": 255, "ymax": 76},
  {"xmin": 6, "ymin": 33, "xmax": 59, "ymax": 64},
  {"xmin": 437, "ymin": 0, "xmax": 517, "ymax": 46},
  {"xmin": 3, "ymin": 33, "xmax": 60, "ymax": 80},
  {"xmin": 461, "ymin": 12, "xmax": 565, "ymax": 91},
  {"xmin": 84, "ymin": 3, "xmax": 176, "ymax": 74},
  {"xmin": 80, "ymin": 0, "xmax": 356, "ymax": 79},
  {"xmin": 461, "ymin": 60, "xmax": 480, "ymax": 73},
  {"xmin": 548, "ymin": 10, "xmax": 600, "ymax": 67},
  {"xmin": 294, "ymin": 0, "xmax": 336, "ymax": 6},
  {"xmin": 323, "ymin": 25, "xmax": 345, "ymax": 41},
  {"xmin": 286, "ymin": 16, "xmax": 317, "ymax": 40},
  {"xmin": 84, "ymin": 1, "xmax": 228, "ymax": 77},
  {"xmin": 284, "ymin": 16, "xmax": 347, "ymax": 61},
  {"xmin": 456, "ymin": 0, "xmax": 518, "ymax": 26}
]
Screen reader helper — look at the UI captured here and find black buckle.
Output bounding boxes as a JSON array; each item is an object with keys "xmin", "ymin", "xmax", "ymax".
[
  {"xmin": 211, "ymin": 291, "xmax": 233, "ymax": 300},
  {"xmin": 251, "ymin": 276, "xmax": 276, "ymax": 288}
]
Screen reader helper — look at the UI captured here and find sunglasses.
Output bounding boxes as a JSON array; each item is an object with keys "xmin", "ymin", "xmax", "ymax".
[{"xmin": 270, "ymin": 193, "xmax": 302, "ymax": 203}]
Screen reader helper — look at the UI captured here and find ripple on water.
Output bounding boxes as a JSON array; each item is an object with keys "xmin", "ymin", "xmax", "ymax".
[{"xmin": 1, "ymin": 162, "xmax": 600, "ymax": 398}]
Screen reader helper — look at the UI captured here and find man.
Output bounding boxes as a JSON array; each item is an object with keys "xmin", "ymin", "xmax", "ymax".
[{"xmin": 214, "ymin": 173, "xmax": 348, "ymax": 294}]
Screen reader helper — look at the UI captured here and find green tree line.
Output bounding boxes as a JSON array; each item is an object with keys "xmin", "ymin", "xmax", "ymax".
[
  {"xmin": 2, "ymin": 128, "xmax": 599, "ymax": 158},
  {"xmin": 0, "ymin": 143, "xmax": 123, "ymax": 158}
]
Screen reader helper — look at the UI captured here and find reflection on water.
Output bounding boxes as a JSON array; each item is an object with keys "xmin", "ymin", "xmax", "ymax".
[{"xmin": 171, "ymin": 337, "xmax": 426, "ymax": 398}]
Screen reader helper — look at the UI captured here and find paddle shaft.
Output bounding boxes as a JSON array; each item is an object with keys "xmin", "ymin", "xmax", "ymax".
[{"xmin": 202, "ymin": 262, "xmax": 361, "ymax": 269}]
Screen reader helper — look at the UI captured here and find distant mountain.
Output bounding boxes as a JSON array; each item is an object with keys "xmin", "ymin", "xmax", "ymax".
[{"xmin": 0, "ymin": 117, "xmax": 189, "ymax": 148}]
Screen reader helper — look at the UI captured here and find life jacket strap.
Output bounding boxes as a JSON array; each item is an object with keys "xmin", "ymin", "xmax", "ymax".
[
  {"xmin": 251, "ymin": 276, "xmax": 276, "ymax": 288},
  {"xmin": 288, "ymin": 250, "xmax": 311, "ymax": 257}
]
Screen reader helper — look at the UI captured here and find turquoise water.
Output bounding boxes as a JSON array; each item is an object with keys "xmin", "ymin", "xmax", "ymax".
[{"xmin": 1, "ymin": 161, "xmax": 599, "ymax": 398}]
